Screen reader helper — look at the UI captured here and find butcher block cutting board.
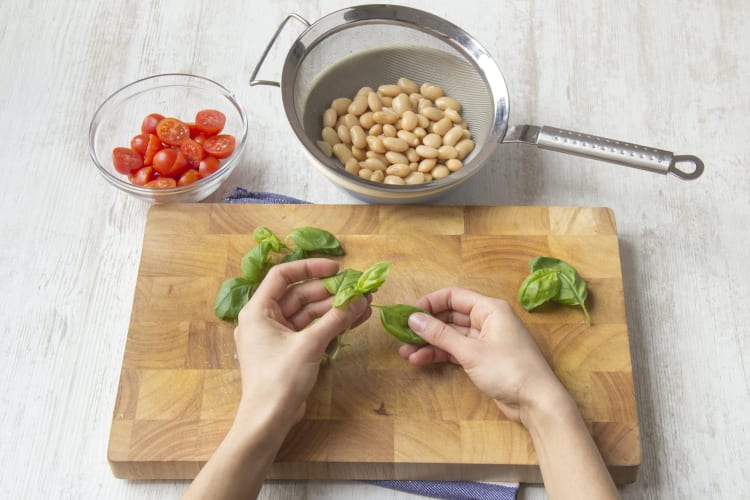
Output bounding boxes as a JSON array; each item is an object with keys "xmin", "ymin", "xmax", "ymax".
[{"xmin": 108, "ymin": 204, "xmax": 639, "ymax": 483}]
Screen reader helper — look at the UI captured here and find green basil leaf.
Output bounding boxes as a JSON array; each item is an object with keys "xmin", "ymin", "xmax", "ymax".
[
  {"xmin": 529, "ymin": 256, "xmax": 588, "ymax": 306},
  {"xmin": 321, "ymin": 269, "xmax": 362, "ymax": 295},
  {"xmin": 280, "ymin": 247, "xmax": 308, "ymax": 263},
  {"xmin": 213, "ymin": 277, "xmax": 257, "ymax": 321},
  {"xmin": 355, "ymin": 261, "xmax": 391, "ymax": 293},
  {"xmin": 517, "ymin": 268, "xmax": 561, "ymax": 311},
  {"xmin": 253, "ymin": 226, "xmax": 284, "ymax": 252},
  {"xmin": 288, "ymin": 226, "xmax": 344, "ymax": 255},
  {"xmin": 376, "ymin": 304, "xmax": 428, "ymax": 344},
  {"xmin": 240, "ymin": 241, "xmax": 272, "ymax": 282},
  {"xmin": 557, "ymin": 272, "xmax": 592, "ymax": 325}
]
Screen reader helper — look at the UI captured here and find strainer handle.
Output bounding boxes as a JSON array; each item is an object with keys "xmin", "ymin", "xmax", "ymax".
[
  {"xmin": 505, "ymin": 125, "xmax": 704, "ymax": 180},
  {"xmin": 249, "ymin": 13, "xmax": 310, "ymax": 87}
]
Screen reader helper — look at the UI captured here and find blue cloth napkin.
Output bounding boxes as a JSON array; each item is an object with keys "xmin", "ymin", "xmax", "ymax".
[{"xmin": 222, "ymin": 188, "xmax": 521, "ymax": 500}]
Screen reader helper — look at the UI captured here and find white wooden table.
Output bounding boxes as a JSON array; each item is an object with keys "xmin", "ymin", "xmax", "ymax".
[{"xmin": 1, "ymin": 1, "xmax": 747, "ymax": 498}]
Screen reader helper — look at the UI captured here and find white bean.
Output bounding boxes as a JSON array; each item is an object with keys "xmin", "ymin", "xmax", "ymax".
[
  {"xmin": 420, "ymin": 82, "xmax": 444, "ymax": 100},
  {"xmin": 331, "ymin": 97, "xmax": 352, "ymax": 115},
  {"xmin": 322, "ymin": 126, "xmax": 340, "ymax": 147},
  {"xmin": 455, "ymin": 138, "xmax": 475, "ymax": 160},
  {"xmin": 323, "ymin": 108, "xmax": 337, "ymax": 128},
  {"xmin": 384, "ymin": 175, "xmax": 406, "ymax": 185},
  {"xmin": 382, "ymin": 137, "xmax": 409, "ymax": 152},
  {"xmin": 386, "ymin": 163, "xmax": 411, "ymax": 177},
  {"xmin": 422, "ymin": 133, "xmax": 442, "ymax": 149},
  {"xmin": 398, "ymin": 77, "xmax": 420, "ymax": 94}
]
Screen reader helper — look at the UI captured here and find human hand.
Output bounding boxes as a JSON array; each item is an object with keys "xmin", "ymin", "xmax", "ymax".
[
  {"xmin": 400, "ymin": 286, "xmax": 568, "ymax": 424},
  {"xmin": 233, "ymin": 258, "xmax": 371, "ymax": 429}
]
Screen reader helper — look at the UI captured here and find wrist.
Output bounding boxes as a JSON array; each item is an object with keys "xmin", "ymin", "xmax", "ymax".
[{"xmin": 518, "ymin": 375, "xmax": 580, "ymax": 435}]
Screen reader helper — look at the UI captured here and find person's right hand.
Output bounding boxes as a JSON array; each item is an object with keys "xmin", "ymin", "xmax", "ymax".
[{"xmin": 401, "ymin": 286, "xmax": 569, "ymax": 424}]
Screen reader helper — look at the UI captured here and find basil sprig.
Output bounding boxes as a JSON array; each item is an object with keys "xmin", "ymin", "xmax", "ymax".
[
  {"xmin": 517, "ymin": 256, "xmax": 591, "ymax": 325},
  {"xmin": 321, "ymin": 261, "xmax": 391, "ymax": 308},
  {"xmin": 213, "ymin": 226, "xmax": 345, "ymax": 321}
]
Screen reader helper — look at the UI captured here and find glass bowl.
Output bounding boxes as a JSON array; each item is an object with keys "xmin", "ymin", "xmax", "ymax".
[{"xmin": 88, "ymin": 73, "xmax": 248, "ymax": 203}]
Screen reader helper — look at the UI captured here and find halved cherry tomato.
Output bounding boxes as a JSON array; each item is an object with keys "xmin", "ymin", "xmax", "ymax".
[
  {"xmin": 143, "ymin": 133, "xmax": 163, "ymax": 166},
  {"xmin": 180, "ymin": 138, "xmax": 205, "ymax": 168},
  {"xmin": 203, "ymin": 134, "xmax": 236, "ymax": 159},
  {"xmin": 130, "ymin": 166, "xmax": 155, "ymax": 186},
  {"xmin": 152, "ymin": 148, "xmax": 190, "ymax": 179},
  {"xmin": 113, "ymin": 147, "xmax": 144, "ymax": 174},
  {"xmin": 141, "ymin": 113, "xmax": 165, "ymax": 135},
  {"xmin": 178, "ymin": 169, "xmax": 201, "ymax": 186},
  {"xmin": 198, "ymin": 156, "xmax": 221, "ymax": 178},
  {"xmin": 145, "ymin": 178, "xmax": 177, "ymax": 189},
  {"xmin": 156, "ymin": 117, "xmax": 190, "ymax": 146},
  {"xmin": 130, "ymin": 134, "xmax": 149, "ymax": 156},
  {"xmin": 195, "ymin": 109, "xmax": 226, "ymax": 136}
]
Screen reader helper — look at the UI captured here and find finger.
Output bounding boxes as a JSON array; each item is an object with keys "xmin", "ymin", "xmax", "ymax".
[
  {"xmin": 416, "ymin": 286, "xmax": 488, "ymax": 316},
  {"xmin": 302, "ymin": 296, "xmax": 370, "ymax": 352},
  {"xmin": 398, "ymin": 343, "xmax": 456, "ymax": 365},
  {"xmin": 278, "ymin": 278, "xmax": 332, "ymax": 318},
  {"xmin": 407, "ymin": 312, "xmax": 472, "ymax": 363},
  {"xmin": 254, "ymin": 258, "xmax": 340, "ymax": 302}
]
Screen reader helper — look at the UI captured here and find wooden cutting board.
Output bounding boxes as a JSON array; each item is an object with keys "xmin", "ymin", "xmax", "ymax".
[{"xmin": 108, "ymin": 204, "xmax": 639, "ymax": 483}]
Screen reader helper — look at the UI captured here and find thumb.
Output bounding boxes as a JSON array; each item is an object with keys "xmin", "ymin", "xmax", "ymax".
[
  {"xmin": 305, "ymin": 296, "xmax": 369, "ymax": 350},
  {"xmin": 409, "ymin": 312, "xmax": 470, "ymax": 361}
]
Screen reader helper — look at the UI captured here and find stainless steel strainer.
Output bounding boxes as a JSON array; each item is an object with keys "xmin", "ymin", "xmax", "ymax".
[{"xmin": 250, "ymin": 4, "xmax": 703, "ymax": 202}]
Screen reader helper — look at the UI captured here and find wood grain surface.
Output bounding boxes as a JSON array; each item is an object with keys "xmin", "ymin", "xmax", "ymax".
[
  {"xmin": 109, "ymin": 204, "xmax": 639, "ymax": 482},
  {"xmin": 3, "ymin": 1, "xmax": 749, "ymax": 499}
]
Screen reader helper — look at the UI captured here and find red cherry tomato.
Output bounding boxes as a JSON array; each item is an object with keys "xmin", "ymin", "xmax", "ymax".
[
  {"xmin": 202, "ymin": 134, "xmax": 236, "ymax": 159},
  {"xmin": 130, "ymin": 134, "xmax": 149, "ymax": 156},
  {"xmin": 178, "ymin": 169, "xmax": 201, "ymax": 186},
  {"xmin": 145, "ymin": 178, "xmax": 177, "ymax": 189},
  {"xmin": 130, "ymin": 166, "xmax": 155, "ymax": 186},
  {"xmin": 198, "ymin": 156, "xmax": 221, "ymax": 178},
  {"xmin": 152, "ymin": 148, "xmax": 190, "ymax": 178},
  {"xmin": 143, "ymin": 134, "xmax": 163, "ymax": 166},
  {"xmin": 141, "ymin": 113, "xmax": 165, "ymax": 135},
  {"xmin": 195, "ymin": 109, "xmax": 226, "ymax": 136},
  {"xmin": 180, "ymin": 139, "xmax": 205, "ymax": 168},
  {"xmin": 156, "ymin": 117, "xmax": 190, "ymax": 146},
  {"xmin": 112, "ymin": 147, "xmax": 144, "ymax": 174}
]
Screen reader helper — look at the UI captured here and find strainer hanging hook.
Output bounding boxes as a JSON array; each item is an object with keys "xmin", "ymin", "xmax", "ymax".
[{"xmin": 249, "ymin": 13, "xmax": 310, "ymax": 87}]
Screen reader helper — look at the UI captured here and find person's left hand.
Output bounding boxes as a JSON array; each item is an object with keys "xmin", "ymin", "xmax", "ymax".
[{"xmin": 233, "ymin": 258, "xmax": 371, "ymax": 430}]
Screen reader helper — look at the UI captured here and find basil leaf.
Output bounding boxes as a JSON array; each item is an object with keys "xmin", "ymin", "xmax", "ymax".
[
  {"xmin": 376, "ymin": 304, "xmax": 428, "ymax": 344},
  {"xmin": 321, "ymin": 269, "xmax": 362, "ymax": 295},
  {"xmin": 355, "ymin": 261, "xmax": 391, "ymax": 293},
  {"xmin": 557, "ymin": 272, "xmax": 592, "ymax": 325},
  {"xmin": 517, "ymin": 268, "xmax": 561, "ymax": 312},
  {"xmin": 280, "ymin": 247, "xmax": 308, "ymax": 263},
  {"xmin": 253, "ymin": 226, "xmax": 284, "ymax": 252},
  {"xmin": 213, "ymin": 277, "xmax": 257, "ymax": 321},
  {"xmin": 288, "ymin": 227, "xmax": 344, "ymax": 255},
  {"xmin": 240, "ymin": 241, "xmax": 272, "ymax": 282},
  {"xmin": 529, "ymin": 256, "xmax": 588, "ymax": 306}
]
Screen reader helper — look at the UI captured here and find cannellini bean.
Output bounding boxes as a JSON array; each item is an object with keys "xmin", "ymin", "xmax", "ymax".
[
  {"xmin": 337, "ymin": 124, "xmax": 352, "ymax": 144},
  {"xmin": 422, "ymin": 133, "xmax": 442, "ymax": 149},
  {"xmin": 423, "ymin": 173, "xmax": 433, "ymax": 182},
  {"xmin": 415, "ymin": 144, "xmax": 439, "ymax": 158},
  {"xmin": 350, "ymin": 125, "xmax": 367, "ymax": 149},
  {"xmin": 438, "ymin": 145, "xmax": 458, "ymax": 160},
  {"xmin": 435, "ymin": 96, "xmax": 461, "ymax": 111},
  {"xmin": 432, "ymin": 164, "xmax": 450, "ymax": 179},
  {"xmin": 363, "ymin": 157, "xmax": 387, "ymax": 171},
  {"xmin": 455, "ymin": 138, "xmax": 475, "ymax": 159},
  {"xmin": 416, "ymin": 114, "xmax": 431, "ymax": 129},
  {"xmin": 379, "ymin": 95, "xmax": 393, "ymax": 107},
  {"xmin": 331, "ymin": 97, "xmax": 352, "ymax": 115},
  {"xmin": 372, "ymin": 110, "xmax": 398, "ymax": 124},
  {"xmin": 384, "ymin": 175, "xmax": 406, "ymax": 185},
  {"xmin": 409, "ymin": 92, "xmax": 422, "ymax": 108},
  {"xmin": 413, "ymin": 126, "xmax": 427, "ymax": 138},
  {"xmin": 386, "ymin": 163, "xmax": 411, "ymax": 177},
  {"xmin": 317, "ymin": 140, "xmax": 332, "ymax": 157},
  {"xmin": 397, "ymin": 130, "xmax": 420, "ymax": 147},
  {"xmin": 323, "ymin": 108, "xmax": 337, "ymax": 128},
  {"xmin": 406, "ymin": 147, "xmax": 420, "ymax": 163},
  {"xmin": 401, "ymin": 110, "xmax": 418, "ymax": 131},
  {"xmin": 366, "ymin": 135, "xmax": 387, "ymax": 153},
  {"xmin": 442, "ymin": 126, "xmax": 464, "ymax": 147},
  {"xmin": 420, "ymin": 82, "xmax": 444, "ymax": 100},
  {"xmin": 343, "ymin": 113, "xmax": 359, "ymax": 128},
  {"xmin": 383, "ymin": 124, "xmax": 397, "ymax": 137},
  {"xmin": 398, "ymin": 77, "xmax": 420, "ymax": 94},
  {"xmin": 385, "ymin": 151, "xmax": 409, "ymax": 165},
  {"xmin": 359, "ymin": 111, "xmax": 375, "ymax": 129},
  {"xmin": 378, "ymin": 84, "xmax": 401, "ymax": 97},
  {"xmin": 356, "ymin": 86, "xmax": 374, "ymax": 96},
  {"xmin": 367, "ymin": 91, "xmax": 382, "ymax": 112},
  {"xmin": 418, "ymin": 158, "xmax": 436, "ymax": 172},
  {"xmin": 382, "ymin": 137, "xmax": 409, "ymax": 152},
  {"xmin": 422, "ymin": 106, "xmax": 444, "ymax": 121},
  {"xmin": 344, "ymin": 157, "xmax": 360, "ymax": 174},
  {"xmin": 405, "ymin": 171, "xmax": 426, "ymax": 184},
  {"xmin": 370, "ymin": 169, "xmax": 385, "ymax": 182},
  {"xmin": 432, "ymin": 117, "xmax": 453, "ymax": 136},
  {"xmin": 392, "ymin": 93, "xmax": 412, "ymax": 115},
  {"xmin": 368, "ymin": 123, "xmax": 383, "ymax": 136},
  {"xmin": 349, "ymin": 94, "xmax": 369, "ymax": 115},
  {"xmin": 351, "ymin": 145, "xmax": 366, "ymax": 161},
  {"xmin": 446, "ymin": 158, "xmax": 463, "ymax": 171},
  {"xmin": 409, "ymin": 161, "xmax": 419, "ymax": 171},
  {"xmin": 322, "ymin": 126, "xmax": 340, "ymax": 146},
  {"xmin": 444, "ymin": 108, "xmax": 462, "ymax": 123},
  {"xmin": 358, "ymin": 168, "xmax": 373, "ymax": 179},
  {"xmin": 333, "ymin": 143, "xmax": 353, "ymax": 162}
]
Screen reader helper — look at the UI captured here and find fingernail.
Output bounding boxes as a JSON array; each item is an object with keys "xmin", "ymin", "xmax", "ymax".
[{"xmin": 408, "ymin": 312, "xmax": 428, "ymax": 332}]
